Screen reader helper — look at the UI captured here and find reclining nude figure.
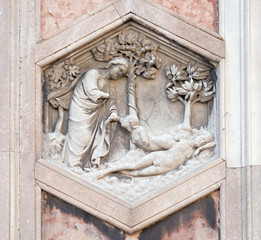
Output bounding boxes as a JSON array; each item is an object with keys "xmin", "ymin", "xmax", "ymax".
[{"xmin": 97, "ymin": 116, "xmax": 216, "ymax": 178}]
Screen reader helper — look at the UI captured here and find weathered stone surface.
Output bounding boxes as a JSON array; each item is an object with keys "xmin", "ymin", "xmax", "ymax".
[
  {"xmin": 36, "ymin": 158, "xmax": 225, "ymax": 233},
  {"xmin": 225, "ymin": 168, "xmax": 243, "ymax": 239},
  {"xmin": 42, "ymin": 190, "xmax": 219, "ymax": 239},
  {"xmin": 153, "ymin": 0, "xmax": 218, "ymax": 31},
  {"xmin": 41, "ymin": 191, "xmax": 125, "ymax": 240},
  {"xmin": 41, "ymin": 0, "xmax": 111, "ymax": 38},
  {"xmin": 138, "ymin": 191, "xmax": 219, "ymax": 240},
  {"xmin": 41, "ymin": 0, "xmax": 218, "ymax": 39}
]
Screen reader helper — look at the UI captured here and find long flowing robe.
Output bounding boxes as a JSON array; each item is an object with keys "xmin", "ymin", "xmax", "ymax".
[{"xmin": 61, "ymin": 69, "xmax": 117, "ymax": 168}]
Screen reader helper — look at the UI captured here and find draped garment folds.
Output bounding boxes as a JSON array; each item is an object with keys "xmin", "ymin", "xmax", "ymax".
[{"xmin": 61, "ymin": 69, "xmax": 117, "ymax": 168}]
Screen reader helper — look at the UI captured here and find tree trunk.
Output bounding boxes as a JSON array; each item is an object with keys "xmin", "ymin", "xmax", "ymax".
[
  {"xmin": 183, "ymin": 100, "xmax": 192, "ymax": 131},
  {"xmin": 127, "ymin": 75, "xmax": 138, "ymax": 150},
  {"xmin": 54, "ymin": 106, "xmax": 64, "ymax": 133},
  {"xmin": 127, "ymin": 75, "xmax": 138, "ymax": 117}
]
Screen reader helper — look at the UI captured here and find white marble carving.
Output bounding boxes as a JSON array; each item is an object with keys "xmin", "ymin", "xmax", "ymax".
[
  {"xmin": 97, "ymin": 128, "xmax": 215, "ymax": 178},
  {"xmin": 92, "ymin": 31, "xmax": 162, "ymax": 117},
  {"xmin": 61, "ymin": 57, "xmax": 129, "ymax": 173},
  {"xmin": 43, "ymin": 31, "xmax": 216, "ymax": 188},
  {"xmin": 165, "ymin": 62, "xmax": 214, "ymax": 131}
]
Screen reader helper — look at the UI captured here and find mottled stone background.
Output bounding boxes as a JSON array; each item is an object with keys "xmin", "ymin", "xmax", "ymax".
[
  {"xmin": 42, "ymin": 191, "xmax": 220, "ymax": 240},
  {"xmin": 41, "ymin": 0, "xmax": 218, "ymax": 38}
]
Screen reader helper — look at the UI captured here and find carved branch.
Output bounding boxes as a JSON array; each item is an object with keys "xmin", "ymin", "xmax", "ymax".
[
  {"xmin": 92, "ymin": 31, "xmax": 162, "ymax": 118},
  {"xmin": 165, "ymin": 62, "xmax": 214, "ymax": 129},
  {"xmin": 44, "ymin": 58, "xmax": 81, "ymax": 110}
]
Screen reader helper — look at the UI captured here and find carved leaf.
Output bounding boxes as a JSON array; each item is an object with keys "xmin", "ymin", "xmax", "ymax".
[
  {"xmin": 91, "ymin": 49, "xmax": 106, "ymax": 61},
  {"xmin": 187, "ymin": 62, "xmax": 192, "ymax": 75},
  {"xmin": 133, "ymin": 42, "xmax": 142, "ymax": 52},
  {"xmin": 97, "ymin": 44, "xmax": 106, "ymax": 53},
  {"xmin": 170, "ymin": 64, "xmax": 179, "ymax": 76},
  {"xmin": 183, "ymin": 81, "xmax": 192, "ymax": 91},
  {"xmin": 192, "ymin": 70, "xmax": 210, "ymax": 80},
  {"xmin": 167, "ymin": 88, "xmax": 178, "ymax": 102},
  {"xmin": 166, "ymin": 82, "xmax": 173, "ymax": 89},
  {"xmin": 176, "ymin": 70, "xmax": 188, "ymax": 80},
  {"xmin": 199, "ymin": 91, "xmax": 214, "ymax": 102},
  {"xmin": 135, "ymin": 66, "xmax": 146, "ymax": 75},
  {"xmin": 193, "ymin": 83, "xmax": 199, "ymax": 91},
  {"xmin": 208, "ymin": 80, "xmax": 213, "ymax": 86},
  {"xmin": 202, "ymin": 80, "xmax": 213, "ymax": 92},
  {"xmin": 45, "ymin": 58, "xmax": 81, "ymax": 110},
  {"xmin": 92, "ymin": 31, "xmax": 161, "ymax": 80},
  {"xmin": 154, "ymin": 57, "xmax": 162, "ymax": 69},
  {"xmin": 142, "ymin": 67, "xmax": 157, "ymax": 79},
  {"xmin": 165, "ymin": 66, "xmax": 172, "ymax": 80},
  {"xmin": 141, "ymin": 38, "xmax": 151, "ymax": 47},
  {"xmin": 191, "ymin": 63, "xmax": 198, "ymax": 73},
  {"xmin": 176, "ymin": 87, "xmax": 188, "ymax": 95},
  {"xmin": 118, "ymin": 34, "xmax": 126, "ymax": 44},
  {"xmin": 126, "ymin": 32, "xmax": 139, "ymax": 45},
  {"xmin": 198, "ymin": 81, "xmax": 203, "ymax": 91},
  {"xmin": 68, "ymin": 65, "xmax": 80, "ymax": 77},
  {"xmin": 203, "ymin": 85, "xmax": 213, "ymax": 93}
]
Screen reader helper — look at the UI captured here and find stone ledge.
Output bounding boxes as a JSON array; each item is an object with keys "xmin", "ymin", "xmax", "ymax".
[{"xmin": 35, "ymin": 158, "xmax": 225, "ymax": 233}]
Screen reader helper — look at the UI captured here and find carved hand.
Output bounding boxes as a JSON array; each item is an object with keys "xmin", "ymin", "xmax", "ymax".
[
  {"xmin": 105, "ymin": 112, "xmax": 120, "ymax": 126},
  {"xmin": 96, "ymin": 92, "xmax": 110, "ymax": 103},
  {"xmin": 101, "ymin": 92, "xmax": 110, "ymax": 98}
]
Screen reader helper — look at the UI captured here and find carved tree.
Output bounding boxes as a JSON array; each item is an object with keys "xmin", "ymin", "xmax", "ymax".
[
  {"xmin": 44, "ymin": 58, "xmax": 81, "ymax": 132},
  {"xmin": 92, "ymin": 31, "xmax": 162, "ymax": 117},
  {"xmin": 165, "ymin": 62, "xmax": 214, "ymax": 131}
]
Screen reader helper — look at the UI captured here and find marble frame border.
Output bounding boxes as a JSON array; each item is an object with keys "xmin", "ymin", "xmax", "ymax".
[
  {"xmin": 35, "ymin": 0, "xmax": 225, "ymax": 67},
  {"xmin": 35, "ymin": 158, "xmax": 225, "ymax": 234},
  {"xmin": 34, "ymin": 0, "xmax": 226, "ymax": 235}
]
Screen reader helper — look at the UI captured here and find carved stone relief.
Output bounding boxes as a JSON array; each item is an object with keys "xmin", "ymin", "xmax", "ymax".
[{"xmin": 42, "ymin": 22, "xmax": 217, "ymax": 203}]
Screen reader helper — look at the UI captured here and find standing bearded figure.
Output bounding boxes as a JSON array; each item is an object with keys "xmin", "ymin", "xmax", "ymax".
[{"xmin": 61, "ymin": 57, "xmax": 129, "ymax": 173}]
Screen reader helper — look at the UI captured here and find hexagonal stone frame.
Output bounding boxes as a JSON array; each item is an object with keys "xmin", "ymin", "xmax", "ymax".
[{"xmin": 35, "ymin": 0, "xmax": 225, "ymax": 234}]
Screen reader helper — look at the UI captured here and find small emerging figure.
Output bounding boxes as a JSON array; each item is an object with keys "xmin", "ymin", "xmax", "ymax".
[
  {"xmin": 97, "ymin": 130, "xmax": 215, "ymax": 178},
  {"xmin": 120, "ymin": 115, "xmax": 177, "ymax": 151}
]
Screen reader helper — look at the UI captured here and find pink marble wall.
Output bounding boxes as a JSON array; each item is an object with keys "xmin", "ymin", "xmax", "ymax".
[
  {"xmin": 41, "ymin": 192, "xmax": 125, "ymax": 240},
  {"xmin": 41, "ymin": 0, "xmax": 218, "ymax": 39},
  {"xmin": 154, "ymin": 0, "xmax": 218, "ymax": 31},
  {"xmin": 41, "ymin": 0, "xmax": 111, "ymax": 38},
  {"xmin": 42, "ymin": 191, "xmax": 220, "ymax": 240}
]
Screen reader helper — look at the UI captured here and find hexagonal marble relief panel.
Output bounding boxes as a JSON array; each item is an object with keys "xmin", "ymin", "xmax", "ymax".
[{"xmin": 36, "ymin": 6, "xmax": 225, "ymax": 233}]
